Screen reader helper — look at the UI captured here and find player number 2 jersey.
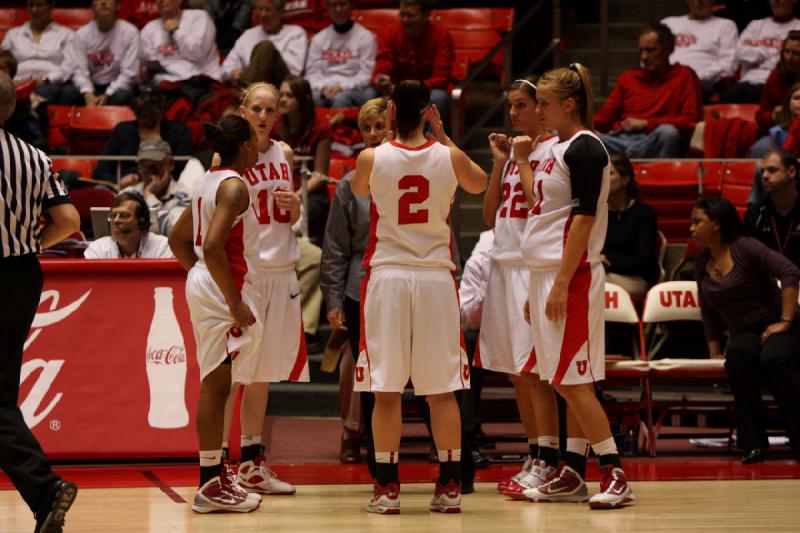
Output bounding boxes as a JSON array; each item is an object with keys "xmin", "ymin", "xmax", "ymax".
[
  {"xmin": 191, "ymin": 168, "xmax": 260, "ymax": 291},
  {"xmin": 491, "ymin": 135, "xmax": 558, "ymax": 265},
  {"xmin": 520, "ymin": 130, "xmax": 610, "ymax": 269},
  {"xmin": 364, "ymin": 139, "xmax": 458, "ymax": 270},
  {"xmin": 242, "ymin": 141, "xmax": 300, "ymax": 269}
]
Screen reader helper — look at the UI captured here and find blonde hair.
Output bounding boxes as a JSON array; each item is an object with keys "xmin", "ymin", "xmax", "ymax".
[
  {"xmin": 537, "ymin": 63, "xmax": 594, "ymax": 129},
  {"xmin": 357, "ymin": 97, "xmax": 388, "ymax": 129},
  {"xmin": 240, "ymin": 82, "xmax": 279, "ymax": 107}
]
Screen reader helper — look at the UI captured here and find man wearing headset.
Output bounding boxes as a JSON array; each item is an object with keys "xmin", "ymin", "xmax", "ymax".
[{"xmin": 84, "ymin": 191, "xmax": 173, "ymax": 259}]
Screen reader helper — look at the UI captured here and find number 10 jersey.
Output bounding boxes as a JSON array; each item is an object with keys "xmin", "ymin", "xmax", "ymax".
[{"xmin": 363, "ymin": 139, "xmax": 458, "ymax": 271}]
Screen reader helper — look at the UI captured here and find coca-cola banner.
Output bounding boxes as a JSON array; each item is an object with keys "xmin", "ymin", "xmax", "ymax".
[{"xmin": 22, "ymin": 259, "xmax": 200, "ymax": 460}]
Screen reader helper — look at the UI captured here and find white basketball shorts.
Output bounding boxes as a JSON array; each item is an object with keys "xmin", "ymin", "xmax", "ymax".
[
  {"xmin": 527, "ymin": 262, "xmax": 605, "ymax": 385},
  {"xmin": 185, "ymin": 264, "xmax": 262, "ymax": 385},
  {"xmin": 250, "ymin": 267, "xmax": 309, "ymax": 383},
  {"xmin": 355, "ymin": 266, "xmax": 470, "ymax": 396},
  {"xmin": 478, "ymin": 262, "xmax": 537, "ymax": 375}
]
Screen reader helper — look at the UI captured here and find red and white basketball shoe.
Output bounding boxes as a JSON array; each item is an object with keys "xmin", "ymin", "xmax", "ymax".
[
  {"xmin": 588, "ymin": 465, "xmax": 635, "ymax": 509},
  {"xmin": 222, "ymin": 462, "xmax": 261, "ymax": 505},
  {"xmin": 497, "ymin": 456, "xmax": 533, "ymax": 493},
  {"xmin": 522, "ymin": 464, "xmax": 589, "ymax": 503},
  {"xmin": 429, "ymin": 479, "xmax": 461, "ymax": 513},
  {"xmin": 367, "ymin": 482, "xmax": 400, "ymax": 514},
  {"xmin": 502, "ymin": 459, "xmax": 557, "ymax": 500},
  {"xmin": 238, "ymin": 456, "xmax": 296, "ymax": 495},
  {"xmin": 191, "ymin": 476, "xmax": 260, "ymax": 513}
]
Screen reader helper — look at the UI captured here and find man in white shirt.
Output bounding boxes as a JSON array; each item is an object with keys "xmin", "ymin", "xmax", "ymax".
[
  {"xmin": 0, "ymin": 0, "xmax": 73, "ymax": 104},
  {"xmin": 661, "ymin": 0, "xmax": 738, "ymax": 103},
  {"xmin": 306, "ymin": 0, "xmax": 377, "ymax": 108},
  {"xmin": 721, "ymin": 0, "xmax": 800, "ymax": 103},
  {"xmin": 121, "ymin": 139, "xmax": 190, "ymax": 236},
  {"xmin": 84, "ymin": 191, "xmax": 173, "ymax": 259},
  {"xmin": 223, "ymin": 0, "xmax": 308, "ymax": 87},
  {"xmin": 61, "ymin": 0, "xmax": 140, "ymax": 107},
  {"xmin": 459, "ymin": 230, "xmax": 494, "ymax": 331}
]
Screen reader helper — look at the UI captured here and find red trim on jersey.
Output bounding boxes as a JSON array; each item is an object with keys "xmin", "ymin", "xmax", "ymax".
[
  {"xmin": 359, "ymin": 267, "xmax": 373, "ymax": 384},
  {"xmin": 225, "ymin": 220, "xmax": 247, "ymax": 293},
  {"xmin": 389, "ymin": 138, "xmax": 436, "ymax": 151},
  {"xmin": 521, "ymin": 344, "xmax": 537, "ymax": 374},
  {"xmin": 452, "ymin": 274, "xmax": 468, "ymax": 389},
  {"xmin": 552, "ymin": 262, "xmax": 591, "ymax": 384},
  {"xmin": 539, "ymin": 134, "xmax": 558, "ymax": 143},
  {"xmin": 362, "ymin": 198, "xmax": 379, "ymax": 269},
  {"xmin": 473, "ymin": 336, "xmax": 483, "ymax": 368},
  {"xmin": 289, "ymin": 313, "xmax": 309, "ymax": 381}
]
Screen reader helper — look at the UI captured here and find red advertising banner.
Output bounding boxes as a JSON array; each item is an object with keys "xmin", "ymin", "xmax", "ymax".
[{"xmin": 20, "ymin": 259, "xmax": 201, "ymax": 460}]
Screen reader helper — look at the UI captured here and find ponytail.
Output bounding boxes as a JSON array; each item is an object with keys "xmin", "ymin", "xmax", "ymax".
[
  {"xmin": 538, "ymin": 63, "xmax": 595, "ymax": 129},
  {"xmin": 204, "ymin": 115, "xmax": 253, "ymax": 166}
]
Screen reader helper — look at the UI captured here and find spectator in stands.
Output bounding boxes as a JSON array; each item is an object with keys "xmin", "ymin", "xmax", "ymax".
[
  {"xmin": 661, "ymin": 0, "xmax": 738, "ymax": 103},
  {"xmin": 306, "ymin": 0, "xmax": 377, "ymax": 108},
  {"xmin": 120, "ymin": 139, "xmax": 190, "ymax": 236},
  {"xmin": 279, "ymin": 75, "xmax": 331, "ymax": 246},
  {"xmin": 594, "ymin": 23, "xmax": 701, "ymax": 158},
  {"xmin": 194, "ymin": 0, "xmax": 252, "ymax": 56},
  {"xmin": 93, "ymin": 91, "xmax": 193, "ymax": 185},
  {"xmin": 744, "ymin": 149, "xmax": 800, "ymax": 267},
  {"xmin": 693, "ymin": 197, "xmax": 800, "ymax": 463},
  {"xmin": 118, "ymin": 0, "xmax": 159, "ymax": 29},
  {"xmin": 768, "ymin": 81, "xmax": 800, "ymax": 151},
  {"xmin": 750, "ymin": 31, "xmax": 800, "ymax": 158},
  {"xmin": 321, "ymin": 97, "xmax": 387, "ymax": 471},
  {"xmin": 0, "ymin": 0, "xmax": 74, "ymax": 104},
  {"xmin": 60, "ymin": 0, "xmax": 139, "ymax": 107},
  {"xmin": 372, "ymin": 0, "xmax": 453, "ymax": 118},
  {"xmin": 222, "ymin": 0, "xmax": 308, "ymax": 88},
  {"xmin": 84, "ymin": 191, "xmax": 173, "ymax": 258},
  {"xmin": 139, "ymin": 0, "xmax": 222, "ymax": 108},
  {"xmin": 721, "ymin": 0, "xmax": 800, "ymax": 103},
  {"xmin": 0, "ymin": 50, "xmax": 46, "ymax": 150},
  {"xmin": 602, "ymin": 154, "xmax": 660, "ymax": 296}
]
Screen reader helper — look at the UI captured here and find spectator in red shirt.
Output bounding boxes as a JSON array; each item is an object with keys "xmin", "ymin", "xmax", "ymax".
[
  {"xmin": 594, "ymin": 23, "xmax": 702, "ymax": 158},
  {"xmin": 372, "ymin": 0, "xmax": 453, "ymax": 119}
]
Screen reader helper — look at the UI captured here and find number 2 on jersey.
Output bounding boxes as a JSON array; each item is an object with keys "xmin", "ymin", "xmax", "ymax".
[
  {"xmin": 499, "ymin": 182, "xmax": 527, "ymax": 219},
  {"xmin": 530, "ymin": 180, "xmax": 544, "ymax": 216},
  {"xmin": 398, "ymin": 174, "xmax": 429, "ymax": 225}
]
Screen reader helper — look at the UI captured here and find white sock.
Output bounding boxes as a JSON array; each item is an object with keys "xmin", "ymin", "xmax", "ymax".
[
  {"xmin": 199, "ymin": 450, "xmax": 222, "ymax": 468},
  {"xmin": 241, "ymin": 434, "xmax": 261, "ymax": 447},
  {"xmin": 591, "ymin": 436, "xmax": 618, "ymax": 457},
  {"xmin": 566, "ymin": 438, "xmax": 590, "ymax": 456},
  {"xmin": 437, "ymin": 449, "xmax": 461, "ymax": 462},
  {"xmin": 537, "ymin": 435, "xmax": 559, "ymax": 449},
  {"xmin": 375, "ymin": 451, "xmax": 399, "ymax": 464}
]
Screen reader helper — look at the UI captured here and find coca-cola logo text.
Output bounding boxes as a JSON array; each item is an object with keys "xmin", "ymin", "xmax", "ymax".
[{"xmin": 147, "ymin": 345, "xmax": 186, "ymax": 365}]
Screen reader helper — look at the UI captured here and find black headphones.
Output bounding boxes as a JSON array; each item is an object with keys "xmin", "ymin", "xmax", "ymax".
[{"xmin": 114, "ymin": 190, "xmax": 151, "ymax": 232}]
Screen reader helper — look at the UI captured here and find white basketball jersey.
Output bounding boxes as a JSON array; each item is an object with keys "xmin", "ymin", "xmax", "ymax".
[
  {"xmin": 520, "ymin": 130, "xmax": 610, "ymax": 269},
  {"xmin": 191, "ymin": 168, "xmax": 260, "ymax": 291},
  {"xmin": 491, "ymin": 135, "xmax": 558, "ymax": 265},
  {"xmin": 242, "ymin": 142, "xmax": 300, "ymax": 268},
  {"xmin": 364, "ymin": 139, "xmax": 457, "ymax": 270}
]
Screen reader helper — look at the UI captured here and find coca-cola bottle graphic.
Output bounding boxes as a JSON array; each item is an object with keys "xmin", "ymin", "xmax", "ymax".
[{"xmin": 146, "ymin": 287, "xmax": 189, "ymax": 429}]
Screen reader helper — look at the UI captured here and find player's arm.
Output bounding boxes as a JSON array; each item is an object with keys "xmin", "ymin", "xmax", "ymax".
[
  {"xmin": 276, "ymin": 141, "xmax": 301, "ymax": 224},
  {"xmin": 482, "ymin": 133, "xmax": 510, "ymax": 228},
  {"xmin": 168, "ymin": 205, "xmax": 198, "ymax": 271},
  {"xmin": 350, "ymin": 148, "xmax": 374, "ymax": 197},
  {"xmin": 427, "ymin": 104, "xmax": 487, "ymax": 194},
  {"xmin": 511, "ymin": 136, "xmax": 539, "ymax": 207},
  {"xmin": 204, "ymin": 178, "xmax": 255, "ymax": 328},
  {"xmin": 40, "ymin": 203, "xmax": 80, "ymax": 249}
]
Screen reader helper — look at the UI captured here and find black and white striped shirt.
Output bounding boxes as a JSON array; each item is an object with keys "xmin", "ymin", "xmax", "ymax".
[{"xmin": 1, "ymin": 127, "xmax": 71, "ymax": 257}]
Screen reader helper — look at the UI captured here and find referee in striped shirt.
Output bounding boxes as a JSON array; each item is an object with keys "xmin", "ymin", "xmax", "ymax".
[{"xmin": 0, "ymin": 71, "xmax": 80, "ymax": 532}]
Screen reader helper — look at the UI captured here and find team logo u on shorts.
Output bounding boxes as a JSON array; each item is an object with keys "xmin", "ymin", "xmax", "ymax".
[
  {"xmin": 576, "ymin": 360, "xmax": 588, "ymax": 376},
  {"xmin": 463, "ymin": 364, "xmax": 470, "ymax": 380},
  {"xmin": 355, "ymin": 367, "xmax": 365, "ymax": 382}
]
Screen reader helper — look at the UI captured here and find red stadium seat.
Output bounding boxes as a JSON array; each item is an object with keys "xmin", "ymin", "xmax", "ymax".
[
  {"xmin": 51, "ymin": 8, "xmax": 93, "ymax": 30},
  {"xmin": 720, "ymin": 161, "xmax": 758, "ymax": 218},
  {"xmin": 326, "ymin": 158, "xmax": 356, "ymax": 201},
  {"xmin": 67, "ymin": 106, "xmax": 136, "ymax": 155},
  {"xmin": 68, "ymin": 186, "xmax": 116, "ymax": 236},
  {"xmin": 703, "ymin": 104, "xmax": 759, "ymax": 123},
  {"xmin": 430, "ymin": 8, "xmax": 514, "ymax": 33},
  {"xmin": 448, "ymin": 29, "xmax": 504, "ymax": 78},
  {"xmin": 52, "ymin": 158, "xmax": 97, "ymax": 178},
  {"xmin": 47, "ymin": 105, "xmax": 74, "ymax": 153},
  {"xmin": 0, "ymin": 8, "xmax": 26, "ymax": 30},
  {"xmin": 351, "ymin": 8, "xmax": 398, "ymax": 35}
]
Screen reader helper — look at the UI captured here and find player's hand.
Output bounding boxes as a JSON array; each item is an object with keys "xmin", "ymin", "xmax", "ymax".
[
  {"xmin": 545, "ymin": 281, "xmax": 568, "ymax": 322},
  {"xmin": 426, "ymin": 104, "xmax": 448, "ymax": 144},
  {"xmin": 488, "ymin": 133, "xmax": 511, "ymax": 163},
  {"xmin": 511, "ymin": 135, "xmax": 537, "ymax": 164},
  {"xmin": 523, "ymin": 300, "xmax": 531, "ymax": 325},
  {"xmin": 384, "ymin": 100, "xmax": 397, "ymax": 143},
  {"xmin": 229, "ymin": 300, "xmax": 256, "ymax": 328},
  {"xmin": 273, "ymin": 188, "xmax": 300, "ymax": 219},
  {"xmin": 328, "ymin": 308, "xmax": 347, "ymax": 330}
]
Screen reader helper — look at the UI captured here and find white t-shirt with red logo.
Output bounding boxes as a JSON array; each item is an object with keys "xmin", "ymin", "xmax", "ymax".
[
  {"xmin": 65, "ymin": 19, "xmax": 140, "ymax": 96},
  {"xmin": 491, "ymin": 136, "xmax": 558, "ymax": 265},
  {"xmin": 735, "ymin": 16, "xmax": 800, "ymax": 85},
  {"xmin": 364, "ymin": 139, "xmax": 457, "ymax": 271},
  {"xmin": 242, "ymin": 142, "xmax": 300, "ymax": 269},
  {"xmin": 305, "ymin": 22, "xmax": 377, "ymax": 91},
  {"xmin": 661, "ymin": 15, "xmax": 738, "ymax": 83},
  {"xmin": 521, "ymin": 130, "xmax": 610, "ymax": 270}
]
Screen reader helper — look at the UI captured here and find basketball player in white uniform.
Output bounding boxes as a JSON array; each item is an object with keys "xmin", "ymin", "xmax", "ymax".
[
  {"xmin": 219, "ymin": 83, "xmax": 305, "ymax": 496},
  {"xmin": 350, "ymin": 80, "xmax": 486, "ymax": 514},
  {"xmin": 517, "ymin": 64, "xmax": 634, "ymax": 508},
  {"xmin": 168, "ymin": 115, "xmax": 263, "ymax": 513},
  {"xmin": 481, "ymin": 77, "xmax": 561, "ymax": 499}
]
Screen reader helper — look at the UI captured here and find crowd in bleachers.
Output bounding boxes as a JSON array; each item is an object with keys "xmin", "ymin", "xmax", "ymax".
[{"xmin": 2, "ymin": 0, "xmax": 800, "ymax": 463}]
